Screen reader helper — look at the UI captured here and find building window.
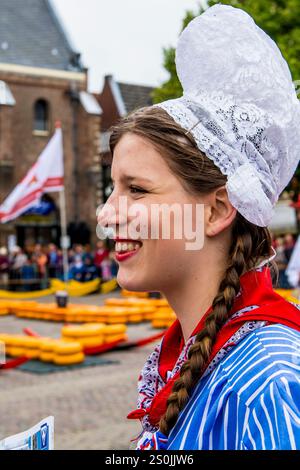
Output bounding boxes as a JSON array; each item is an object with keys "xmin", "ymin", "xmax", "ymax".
[{"xmin": 33, "ymin": 99, "xmax": 49, "ymax": 133}]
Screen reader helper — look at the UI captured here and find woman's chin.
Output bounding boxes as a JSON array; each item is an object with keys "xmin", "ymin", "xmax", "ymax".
[{"xmin": 116, "ymin": 271, "xmax": 156, "ymax": 293}]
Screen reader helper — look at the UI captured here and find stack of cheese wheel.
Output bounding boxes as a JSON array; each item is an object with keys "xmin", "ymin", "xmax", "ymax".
[
  {"xmin": 53, "ymin": 340, "xmax": 84, "ymax": 365},
  {"xmin": 20, "ymin": 336, "xmax": 42, "ymax": 359},
  {"xmin": 151, "ymin": 307, "xmax": 176, "ymax": 329},
  {"xmin": 105, "ymin": 297, "xmax": 164, "ymax": 322},
  {"xmin": 0, "ymin": 334, "xmax": 26, "ymax": 357},
  {"xmin": 121, "ymin": 289, "xmax": 149, "ymax": 298},
  {"xmin": 105, "ymin": 298, "xmax": 155, "ymax": 321},
  {"xmin": 64, "ymin": 306, "xmax": 110, "ymax": 323},
  {"xmin": 0, "ymin": 334, "xmax": 41, "ymax": 358},
  {"xmin": 0, "ymin": 333, "xmax": 84, "ymax": 365},
  {"xmin": 0, "ymin": 304, "xmax": 10, "ymax": 316},
  {"xmin": 15, "ymin": 303, "xmax": 73, "ymax": 322},
  {"xmin": 40, "ymin": 339, "xmax": 59, "ymax": 362},
  {"xmin": 102, "ymin": 307, "xmax": 129, "ymax": 324},
  {"xmin": 10, "ymin": 301, "xmax": 37, "ymax": 318},
  {"xmin": 103, "ymin": 324, "xmax": 127, "ymax": 344},
  {"xmin": 61, "ymin": 323, "xmax": 127, "ymax": 346},
  {"xmin": 61, "ymin": 323, "xmax": 106, "ymax": 348}
]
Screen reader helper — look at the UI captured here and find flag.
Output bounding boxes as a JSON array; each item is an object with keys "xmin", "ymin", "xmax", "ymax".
[{"xmin": 0, "ymin": 126, "xmax": 64, "ymax": 223}]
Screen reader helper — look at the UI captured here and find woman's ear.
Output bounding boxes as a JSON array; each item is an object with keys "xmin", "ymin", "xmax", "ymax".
[{"xmin": 205, "ymin": 185, "xmax": 237, "ymax": 237}]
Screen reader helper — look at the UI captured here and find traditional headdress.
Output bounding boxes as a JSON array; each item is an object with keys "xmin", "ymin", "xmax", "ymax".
[{"xmin": 154, "ymin": 4, "xmax": 300, "ymax": 227}]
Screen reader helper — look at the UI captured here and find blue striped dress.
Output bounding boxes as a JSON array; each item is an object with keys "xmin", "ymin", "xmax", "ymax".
[{"xmin": 161, "ymin": 324, "xmax": 300, "ymax": 450}]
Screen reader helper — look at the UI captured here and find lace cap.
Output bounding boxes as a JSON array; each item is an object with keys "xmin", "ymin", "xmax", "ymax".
[{"xmin": 155, "ymin": 4, "xmax": 300, "ymax": 227}]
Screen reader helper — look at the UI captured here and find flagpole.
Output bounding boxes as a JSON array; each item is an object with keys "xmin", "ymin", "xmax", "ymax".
[
  {"xmin": 56, "ymin": 121, "xmax": 69, "ymax": 283},
  {"xmin": 59, "ymin": 188, "xmax": 69, "ymax": 283}
]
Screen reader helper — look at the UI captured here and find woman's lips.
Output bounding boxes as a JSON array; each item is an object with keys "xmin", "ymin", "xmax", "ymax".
[{"xmin": 114, "ymin": 239, "xmax": 142, "ymax": 262}]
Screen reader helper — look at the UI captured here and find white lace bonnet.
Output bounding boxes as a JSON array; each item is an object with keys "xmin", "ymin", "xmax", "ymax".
[{"xmin": 154, "ymin": 4, "xmax": 300, "ymax": 227}]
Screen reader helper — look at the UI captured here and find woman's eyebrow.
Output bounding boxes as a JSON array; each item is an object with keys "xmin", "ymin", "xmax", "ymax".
[{"xmin": 111, "ymin": 175, "xmax": 154, "ymax": 184}]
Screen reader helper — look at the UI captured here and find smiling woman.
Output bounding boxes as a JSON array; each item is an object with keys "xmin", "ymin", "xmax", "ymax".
[{"xmin": 97, "ymin": 4, "xmax": 300, "ymax": 451}]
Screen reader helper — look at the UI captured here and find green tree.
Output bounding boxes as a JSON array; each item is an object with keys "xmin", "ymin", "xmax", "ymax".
[{"xmin": 152, "ymin": 0, "xmax": 300, "ymax": 181}]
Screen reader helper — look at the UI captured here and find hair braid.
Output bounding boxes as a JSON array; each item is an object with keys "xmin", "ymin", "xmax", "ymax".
[{"xmin": 159, "ymin": 215, "xmax": 264, "ymax": 436}]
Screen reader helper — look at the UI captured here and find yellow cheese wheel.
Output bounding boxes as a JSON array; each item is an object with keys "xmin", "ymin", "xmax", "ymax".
[
  {"xmin": 5, "ymin": 335, "xmax": 25, "ymax": 346},
  {"xmin": 24, "ymin": 349, "xmax": 40, "ymax": 359},
  {"xmin": 0, "ymin": 308, "xmax": 9, "ymax": 315},
  {"xmin": 74, "ymin": 335, "xmax": 104, "ymax": 348},
  {"xmin": 156, "ymin": 307, "xmax": 174, "ymax": 313},
  {"xmin": 40, "ymin": 339, "xmax": 59, "ymax": 352},
  {"xmin": 122, "ymin": 290, "xmax": 149, "ymax": 298},
  {"xmin": 65, "ymin": 314, "xmax": 78, "ymax": 322},
  {"xmin": 104, "ymin": 324, "xmax": 127, "ymax": 335},
  {"xmin": 106, "ymin": 316, "xmax": 127, "ymax": 324},
  {"xmin": 40, "ymin": 351, "xmax": 54, "ymax": 362},
  {"xmin": 128, "ymin": 314, "xmax": 143, "ymax": 323},
  {"xmin": 54, "ymin": 341, "xmax": 82, "ymax": 355},
  {"xmin": 0, "ymin": 334, "xmax": 11, "ymax": 344},
  {"xmin": 8, "ymin": 347, "xmax": 25, "ymax": 357},
  {"xmin": 53, "ymin": 352, "xmax": 84, "ymax": 365},
  {"xmin": 73, "ymin": 316, "xmax": 88, "ymax": 323},
  {"xmin": 61, "ymin": 323, "xmax": 106, "ymax": 338},
  {"xmin": 152, "ymin": 320, "xmax": 170, "ymax": 329},
  {"xmin": 0, "ymin": 301, "xmax": 10, "ymax": 308},
  {"xmin": 104, "ymin": 334, "xmax": 127, "ymax": 344},
  {"xmin": 153, "ymin": 310, "xmax": 176, "ymax": 320},
  {"xmin": 142, "ymin": 312, "xmax": 155, "ymax": 321},
  {"xmin": 20, "ymin": 337, "xmax": 42, "ymax": 349}
]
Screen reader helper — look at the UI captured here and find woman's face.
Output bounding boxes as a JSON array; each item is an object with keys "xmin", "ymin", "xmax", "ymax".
[{"xmin": 98, "ymin": 133, "xmax": 206, "ymax": 292}]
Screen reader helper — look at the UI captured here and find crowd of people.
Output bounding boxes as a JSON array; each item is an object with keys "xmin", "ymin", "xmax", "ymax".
[
  {"xmin": 0, "ymin": 241, "xmax": 118, "ymax": 286},
  {"xmin": 0, "ymin": 233, "xmax": 299, "ymax": 290}
]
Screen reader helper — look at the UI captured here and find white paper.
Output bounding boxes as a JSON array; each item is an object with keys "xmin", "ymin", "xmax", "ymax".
[{"xmin": 0, "ymin": 416, "xmax": 54, "ymax": 450}]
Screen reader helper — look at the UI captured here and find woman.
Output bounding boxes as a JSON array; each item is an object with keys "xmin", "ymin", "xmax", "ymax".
[{"xmin": 98, "ymin": 5, "xmax": 300, "ymax": 450}]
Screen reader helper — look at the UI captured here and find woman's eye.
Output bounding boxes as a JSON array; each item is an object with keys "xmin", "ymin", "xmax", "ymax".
[{"xmin": 129, "ymin": 185, "xmax": 146, "ymax": 194}]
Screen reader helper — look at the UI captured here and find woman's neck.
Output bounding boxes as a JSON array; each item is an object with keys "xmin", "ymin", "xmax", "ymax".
[{"xmin": 162, "ymin": 261, "xmax": 226, "ymax": 343}]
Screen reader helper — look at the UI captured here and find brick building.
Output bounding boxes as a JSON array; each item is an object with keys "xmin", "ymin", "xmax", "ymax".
[
  {"xmin": 0, "ymin": 0, "xmax": 102, "ymax": 249},
  {"xmin": 97, "ymin": 74, "xmax": 154, "ymax": 200}
]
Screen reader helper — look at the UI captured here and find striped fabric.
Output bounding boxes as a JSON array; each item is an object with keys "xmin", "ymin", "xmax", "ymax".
[{"xmin": 162, "ymin": 324, "xmax": 300, "ymax": 450}]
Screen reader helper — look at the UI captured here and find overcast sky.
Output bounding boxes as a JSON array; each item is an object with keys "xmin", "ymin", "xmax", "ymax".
[{"xmin": 51, "ymin": 0, "xmax": 207, "ymax": 93}]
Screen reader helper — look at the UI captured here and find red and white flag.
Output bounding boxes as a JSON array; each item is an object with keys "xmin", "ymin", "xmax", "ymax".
[{"xmin": 0, "ymin": 126, "xmax": 64, "ymax": 223}]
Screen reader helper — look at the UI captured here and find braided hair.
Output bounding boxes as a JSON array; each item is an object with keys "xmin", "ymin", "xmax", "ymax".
[{"xmin": 109, "ymin": 106, "xmax": 277, "ymax": 436}]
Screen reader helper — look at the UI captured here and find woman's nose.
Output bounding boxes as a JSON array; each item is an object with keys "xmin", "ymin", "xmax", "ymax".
[
  {"xmin": 97, "ymin": 194, "xmax": 129, "ymax": 229},
  {"xmin": 97, "ymin": 200, "xmax": 116, "ymax": 228}
]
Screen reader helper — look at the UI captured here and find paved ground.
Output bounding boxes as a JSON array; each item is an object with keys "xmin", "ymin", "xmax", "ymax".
[{"xmin": 0, "ymin": 290, "xmax": 164, "ymax": 449}]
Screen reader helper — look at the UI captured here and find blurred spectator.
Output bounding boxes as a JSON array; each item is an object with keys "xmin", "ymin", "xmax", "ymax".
[
  {"xmin": 73, "ymin": 244, "xmax": 84, "ymax": 264},
  {"xmin": 94, "ymin": 240, "xmax": 109, "ymax": 278},
  {"xmin": 56, "ymin": 249, "xmax": 64, "ymax": 280},
  {"xmin": 109, "ymin": 251, "xmax": 119, "ymax": 278},
  {"xmin": 101, "ymin": 257, "xmax": 113, "ymax": 281},
  {"xmin": 20, "ymin": 255, "xmax": 38, "ymax": 285},
  {"xmin": 284, "ymin": 233, "xmax": 295, "ymax": 263},
  {"xmin": 274, "ymin": 237, "xmax": 291, "ymax": 288},
  {"xmin": 47, "ymin": 243, "xmax": 59, "ymax": 278},
  {"xmin": 83, "ymin": 256, "xmax": 98, "ymax": 282},
  {"xmin": 82, "ymin": 244, "xmax": 93, "ymax": 263},
  {"xmin": 10, "ymin": 246, "xmax": 28, "ymax": 280},
  {"xmin": 68, "ymin": 258, "xmax": 85, "ymax": 282},
  {"xmin": 0, "ymin": 246, "xmax": 9, "ymax": 284},
  {"xmin": 286, "ymin": 235, "xmax": 300, "ymax": 289},
  {"xmin": 34, "ymin": 244, "xmax": 47, "ymax": 278}
]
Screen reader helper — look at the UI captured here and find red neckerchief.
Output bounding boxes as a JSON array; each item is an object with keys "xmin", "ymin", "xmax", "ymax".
[{"xmin": 127, "ymin": 267, "xmax": 300, "ymax": 426}]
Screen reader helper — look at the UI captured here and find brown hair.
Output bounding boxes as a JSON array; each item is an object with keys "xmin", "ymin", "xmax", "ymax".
[{"xmin": 109, "ymin": 105, "xmax": 277, "ymax": 436}]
